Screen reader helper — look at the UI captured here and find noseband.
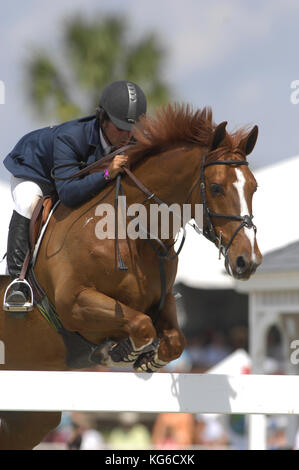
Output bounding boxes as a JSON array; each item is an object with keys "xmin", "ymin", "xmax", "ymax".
[{"xmin": 188, "ymin": 155, "xmax": 256, "ymax": 257}]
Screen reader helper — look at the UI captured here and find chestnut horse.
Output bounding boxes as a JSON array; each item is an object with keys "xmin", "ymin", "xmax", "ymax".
[{"xmin": 0, "ymin": 104, "xmax": 262, "ymax": 449}]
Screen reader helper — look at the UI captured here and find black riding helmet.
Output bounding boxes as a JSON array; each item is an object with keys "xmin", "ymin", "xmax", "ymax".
[{"xmin": 98, "ymin": 80, "xmax": 147, "ymax": 131}]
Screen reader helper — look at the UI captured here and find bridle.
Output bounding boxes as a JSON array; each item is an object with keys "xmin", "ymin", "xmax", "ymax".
[
  {"xmin": 51, "ymin": 145, "xmax": 257, "ymax": 314},
  {"xmin": 186, "ymin": 154, "xmax": 257, "ymax": 258}
]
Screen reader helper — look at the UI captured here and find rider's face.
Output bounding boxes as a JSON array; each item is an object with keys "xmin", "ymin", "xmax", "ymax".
[{"xmin": 102, "ymin": 119, "xmax": 131, "ymax": 148}]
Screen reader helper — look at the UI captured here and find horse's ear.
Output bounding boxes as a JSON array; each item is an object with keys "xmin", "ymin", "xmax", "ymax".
[
  {"xmin": 239, "ymin": 125, "xmax": 259, "ymax": 156},
  {"xmin": 210, "ymin": 121, "xmax": 227, "ymax": 151}
]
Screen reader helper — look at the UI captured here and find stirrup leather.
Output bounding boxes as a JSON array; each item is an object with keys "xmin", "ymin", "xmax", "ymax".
[{"xmin": 3, "ymin": 278, "xmax": 34, "ymax": 312}]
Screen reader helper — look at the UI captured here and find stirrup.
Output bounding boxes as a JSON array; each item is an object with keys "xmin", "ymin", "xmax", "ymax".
[{"xmin": 3, "ymin": 279, "xmax": 34, "ymax": 312}]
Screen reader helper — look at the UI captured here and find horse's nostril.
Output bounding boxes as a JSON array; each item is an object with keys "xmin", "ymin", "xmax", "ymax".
[{"xmin": 236, "ymin": 256, "xmax": 247, "ymax": 271}]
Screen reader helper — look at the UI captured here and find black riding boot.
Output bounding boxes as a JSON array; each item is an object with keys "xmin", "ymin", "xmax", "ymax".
[{"xmin": 5, "ymin": 210, "xmax": 31, "ymax": 308}]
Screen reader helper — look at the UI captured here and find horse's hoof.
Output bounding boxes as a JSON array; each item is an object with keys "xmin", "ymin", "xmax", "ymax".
[
  {"xmin": 109, "ymin": 337, "xmax": 139, "ymax": 363},
  {"xmin": 134, "ymin": 351, "xmax": 167, "ymax": 373}
]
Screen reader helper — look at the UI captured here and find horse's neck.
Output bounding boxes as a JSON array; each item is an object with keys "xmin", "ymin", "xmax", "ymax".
[
  {"xmin": 124, "ymin": 146, "xmax": 203, "ymax": 206},
  {"xmin": 117, "ymin": 147, "xmax": 204, "ymax": 243}
]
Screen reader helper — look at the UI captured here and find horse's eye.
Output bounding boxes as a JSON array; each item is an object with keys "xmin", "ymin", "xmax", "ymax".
[{"xmin": 210, "ymin": 183, "xmax": 223, "ymax": 196}]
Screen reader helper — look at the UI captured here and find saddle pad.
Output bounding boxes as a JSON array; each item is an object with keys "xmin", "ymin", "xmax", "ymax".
[{"xmin": 32, "ymin": 200, "xmax": 60, "ymax": 267}]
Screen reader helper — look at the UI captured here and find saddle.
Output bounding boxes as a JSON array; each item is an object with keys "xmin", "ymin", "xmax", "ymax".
[
  {"xmin": 21, "ymin": 195, "xmax": 58, "ymax": 285},
  {"xmin": 3, "ymin": 195, "xmax": 59, "ymax": 313},
  {"xmin": 4, "ymin": 195, "xmax": 111, "ymax": 369},
  {"xmin": 3, "ymin": 146, "xmax": 184, "ymax": 368}
]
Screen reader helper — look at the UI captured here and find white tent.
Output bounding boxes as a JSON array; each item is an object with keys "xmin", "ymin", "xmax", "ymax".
[{"xmin": 175, "ymin": 155, "xmax": 299, "ymax": 289}]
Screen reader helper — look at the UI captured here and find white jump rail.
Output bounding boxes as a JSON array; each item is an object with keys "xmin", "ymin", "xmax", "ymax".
[{"xmin": 0, "ymin": 371, "xmax": 298, "ymax": 415}]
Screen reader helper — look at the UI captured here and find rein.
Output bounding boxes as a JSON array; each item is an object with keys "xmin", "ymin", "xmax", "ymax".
[
  {"xmin": 51, "ymin": 146, "xmax": 256, "ymax": 316},
  {"xmin": 50, "ymin": 144, "xmax": 132, "ymax": 180},
  {"xmin": 51, "ymin": 144, "xmax": 185, "ymax": 261},
  {"xmin": 51, "ymin": 144, "xmax": 185, "ymax": 317}
]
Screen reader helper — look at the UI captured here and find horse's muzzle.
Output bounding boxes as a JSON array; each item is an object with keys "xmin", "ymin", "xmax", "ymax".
[{"xmin": 225, "ymin": 253, "xmax": 261, "ymax": 280}]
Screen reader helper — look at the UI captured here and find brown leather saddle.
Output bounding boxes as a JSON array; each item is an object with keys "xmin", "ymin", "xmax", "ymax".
[
  {"xmin": 3, "ymin": 195, "xmax": 58, "ymax": 313},
  {"xmin": 20, "ymin": 195, "xmax": 58, "ymax": 283}
]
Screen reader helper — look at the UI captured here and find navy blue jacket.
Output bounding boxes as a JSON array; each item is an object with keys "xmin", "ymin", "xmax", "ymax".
[{"xmin": 3, "ymin": 115, "xmax": 109, "ymax": 208}]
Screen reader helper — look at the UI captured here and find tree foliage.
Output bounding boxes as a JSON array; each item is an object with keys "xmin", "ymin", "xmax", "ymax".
[{"xmin": 25, "ymin": 14, "xmax": 172, "ymax": 121}]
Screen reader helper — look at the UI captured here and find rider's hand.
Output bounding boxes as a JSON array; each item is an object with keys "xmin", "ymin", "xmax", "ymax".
[{"xmin": 107, "ymin": 154, "xmax": 128, "ymax": 179}]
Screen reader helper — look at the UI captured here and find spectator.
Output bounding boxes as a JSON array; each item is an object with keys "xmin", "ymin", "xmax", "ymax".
[
  {"xmin": 186, "ymin": 336, "xmax": 209, "ymax": 370},
  {"xmin": 152, "ymin": 413, "xmax": 196, "ymax": 449},
  {"xmin": 67, "ymin": 413, "xmax": 105, "ymax": 450},
  {"xmin": 204, "ymin": 331, "xmax": 231, "ymax": 368},
  {"xmin": 195, "ymin": 414, "xmax": 228, "ymax": 449},
  {"xmin": 107, "ymin": 412, "xmax": 151, "ymax": 450}
]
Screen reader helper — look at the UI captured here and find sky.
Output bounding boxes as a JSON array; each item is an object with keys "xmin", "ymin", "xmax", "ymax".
[
  {"xmin": 0, "ymin": 0, "xmax": 299, "ymax": 260},
  {"xmin": 1, "ymin": 0, "xmax": 299, "ymax": 184}
]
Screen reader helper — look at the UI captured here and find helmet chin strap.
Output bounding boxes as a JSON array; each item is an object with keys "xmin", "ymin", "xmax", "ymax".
[
  {"xmin": 97, "ymin": 107, "xmax": 132, "ymax": 152},
  {"xmin": 97, "ymin": 110, "xmax": 115, "ymax": 151},
  {"xmin": 101, "ymin": 126, "xmax": 114, "ymax": 149}
]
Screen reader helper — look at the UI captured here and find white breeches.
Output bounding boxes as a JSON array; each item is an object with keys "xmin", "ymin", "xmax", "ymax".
[{"xmin": 10, "ymin": 176, "xmax": 43, "ymax": 219}]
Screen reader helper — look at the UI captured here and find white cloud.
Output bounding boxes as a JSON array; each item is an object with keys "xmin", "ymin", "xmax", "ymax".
[{"xmin": 1, "ymin": 0, "xmax": 299, "ymax": 175}]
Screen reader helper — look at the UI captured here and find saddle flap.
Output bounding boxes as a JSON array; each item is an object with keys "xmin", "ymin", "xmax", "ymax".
[{"xmin": 30, "ymin": 195, "xmax": 57, "ymax": 249}]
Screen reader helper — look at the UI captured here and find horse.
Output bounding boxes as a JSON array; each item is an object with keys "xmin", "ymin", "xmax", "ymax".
[{"xmin": 0, "ymin": 104, "xmax": 262, "ymax": 449}]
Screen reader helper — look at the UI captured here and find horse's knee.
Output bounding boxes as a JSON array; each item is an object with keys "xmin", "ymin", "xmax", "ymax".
[
  {"xmin": 159, "ymin": 330, "xmax": 186, "ymax": 362},
  {"xmin": 130, "ymin": 315, "xmax": 156, "ymax": 348}
]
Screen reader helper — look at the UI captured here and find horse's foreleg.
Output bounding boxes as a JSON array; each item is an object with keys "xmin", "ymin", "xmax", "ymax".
[
  {"xmin": 56, "ymin": 288, "xmax": 157, "ymax": 367},
  {"xmin": 134, "ymin": 293, "xmax": 186, "ymax": 372},
  {"xmin": 0, "ymin": 411, "xmax": 61, "ymax": 450}
]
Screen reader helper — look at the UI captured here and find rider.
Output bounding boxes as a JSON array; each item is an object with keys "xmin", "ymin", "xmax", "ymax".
[{"xmin": 3, "ymin": 80, "xmax": 147, "ymax": 310}]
